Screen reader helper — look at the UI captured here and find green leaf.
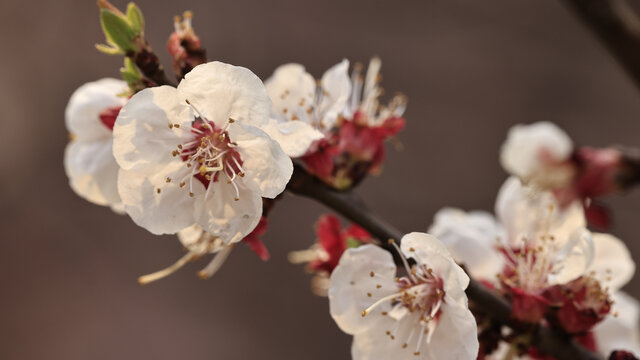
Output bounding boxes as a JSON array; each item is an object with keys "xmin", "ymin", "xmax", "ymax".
[
  {"xmin": 100, "ymin": 9, "xmax": 136, "ymax": 53},
  {"xmin": 123, "ymin": 57, "xmax": 139, "ymax": 74},
  {"xmin": 126, "ymin": 3, "xmax": 144, "ymax": 36},
  {"xmin": 345, "ymin": 237, "xmax": 362, "ymax": 249},
  {"xmin": 95, "ymin": 43, "xmax": 124, "ymax": 55},
  {"xmin": 121, "ymin": 70, "xmax": 139, "ymax": 84},
  {"xmin": 120, "ymin": 58, "xmax": 144, "ymax": 92}
]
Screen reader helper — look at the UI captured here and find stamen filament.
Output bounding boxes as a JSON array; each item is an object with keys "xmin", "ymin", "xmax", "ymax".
[
  {"xmin": 362, "ymin": 291, "xmax": 404, "ymax": 317},
  {"xmin": 138, "ymin": 250, "xmax": 198, "ymax": 285},
  {"xmin": 198, "ymin": 245, "xmax": 234, "ymax": 279}
]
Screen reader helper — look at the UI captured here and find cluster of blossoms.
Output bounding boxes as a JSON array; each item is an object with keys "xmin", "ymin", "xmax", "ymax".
[
  {"xmin": 63, "ymin": 2, "xmax": 640, "ymax": 360},
  {"xmin": 64, "ymin": 2, "xmax": 406, "ymax": 283},
  {"xmin": 430, "ymin": 177, "xmax": 638, "ymax": 358}
]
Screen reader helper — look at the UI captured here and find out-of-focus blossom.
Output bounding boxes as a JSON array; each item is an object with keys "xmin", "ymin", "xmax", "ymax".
[
  {"xmin": 113, "ymin": 61, "xmax": 292, "ymax": 243},
  {"xmin": 329, "ymin": 233, "xmax": 478, "ymax": 360},
  {"xmin": 265, "ymin": 58, "xmax": 405, "ymax": 189},
  {"xmin": 64, "ymin": 78, "xmax": 128, "ymax": 212},
  {"xmin": 500, "ymin": 121, "xmax": 640, "ymax": 228},
  {"xmin": 500, "ymin": 122, "xmax": 574, "ymax": 190},
  {"xmin": 288, "ymin": 214, "xmax": 372, "ymax": 296}
]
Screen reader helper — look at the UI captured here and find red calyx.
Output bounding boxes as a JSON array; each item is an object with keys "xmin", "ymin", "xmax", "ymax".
[
  {"xmin": 98, "ymin": 105, "xmax": 122, "ymax": 131},
  {"xmin": 309, "ymin": 214, "xmax": 373, "ymax": 274},
  {"xmin": 543, "ymin": 276, "xmax": 611, "ymax": 334},
  {"xmin": 242, "ymin": 216, "xmax": 270, "ymax": 261}
]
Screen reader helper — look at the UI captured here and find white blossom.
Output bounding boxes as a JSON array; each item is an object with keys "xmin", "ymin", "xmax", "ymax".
[
  {"xmin": 113, "ymin": 61, "xmax": 292, "ymax": 243},
  {"xmin": 329, "ymin": 233, "xmax": 478, "ymax": 360},
  {"xmin": 64, "ymin": 78, "xmax": 127, "ymax": 212},
  {"xmin": 500, "ymin": 122, "xmax": 575, "ymax": 189}
]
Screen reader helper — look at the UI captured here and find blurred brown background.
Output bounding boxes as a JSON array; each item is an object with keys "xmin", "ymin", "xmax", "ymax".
[{"xmin": 1, "ymin": 0, "xmax": 639, "ymax": 359}]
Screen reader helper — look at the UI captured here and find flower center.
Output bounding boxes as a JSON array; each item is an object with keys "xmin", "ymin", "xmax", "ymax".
[{"xmin": 169, "ymin": 99, "xmax": 244, "ymax": 200}]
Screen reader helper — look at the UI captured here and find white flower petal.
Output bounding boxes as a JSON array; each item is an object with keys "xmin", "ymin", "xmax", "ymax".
[
  {"xmin": 113, "ymin": 86, "xmax": 192, "ymax": 171},
  {"xmin": 495, "ymin": 177, "xmax": 585, "ymax": 247},
  {"xmin": 110, "ymin": 202, "xmax": 126, "ymax": 215},
  {"xmin": 178, "ymin": 61, "xmax": 271, "ymax": 128},
  {"xmin": 350, "ymin": 315, "xmax": 421, "ymax": 360},
  {"xmin": 424, "ymin": 301, "xmax": 479, "ymax": 360},
  {"xmin": 265, "ymin": 63, "xmax": 316, "ymax": 124},
  {"xmin": 228, "ymin": 123, "xmax": 293, "ymax": 198},
  {"xmin": 594, "ymin": 292, "xmax": 640, "ymax": 357},
  {"xmin": 261, "ymin": 118, "xmax": 323, "ymax": 158},
  {"xmin": 548, "ymin": 227, "xmax": 594, "ymax": 285},
  {"xmin": 318, "ymin": 59, "xmax": 351, "ymax": 128},
  {"xmin": 65, "ymin": 78, "xmax": 127, "ymax": 141},
  {"xmin": 177, "ymin": 224, "xmax": 204, "ymax": 248},
  {"xmin": 428, "ymin": 208, "xmax": 505, "ymax": 280},
  {"xmin": 400, "ymin": 233, "xmax": 470, "ymax": 292},
  {"xmin": 589, "ymin": 233, "xmax": 635, "ymax": 292},
  {"xmin": 329, "ymin": 245, "xmax": 398, "ymax": 335},
  {"xmin": 64, "ymin": 139, "xmax": 120, "ymax": 207},
  {"xmin": 350, "ymin": 299, "xmax": 478, "ymax": 360},
  {"xmin": 118, "ymin": 162, "xmax": 202, "ymax": 235},
  {"xmin": 500, "ymin": 121, "xmax": 573, "ymax": 179},
  {"xmin": 193, "ymin": 180, "xmax": 263, "ymax": 244}
]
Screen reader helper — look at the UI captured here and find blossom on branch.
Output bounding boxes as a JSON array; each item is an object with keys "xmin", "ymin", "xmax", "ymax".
[
  {"xmin": 500, "ymin": 121, "xmax": 640, "ymax": 228},
  {"xmin": 113, "ymin": 61, "xmax": 292, "ymax": 244},
  {"xmin": 64, "ymin": 78, "xmax": 128, "ymax": 212},
  {"xmin": 329, "ymin": 233, "xmax": 478, "ymax": 360},
  {"xmin": 301, "ymin": 58, "xmax": 406, "ymax": 189},
  {"xmin": 266, "ymin": 58, "xmax": 406, "ymax": 189}
]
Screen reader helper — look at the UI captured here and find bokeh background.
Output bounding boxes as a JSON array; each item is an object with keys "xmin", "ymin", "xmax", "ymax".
[{"xmin": 1, "ymin": 0, "xmax": 639, "ymax": 358}]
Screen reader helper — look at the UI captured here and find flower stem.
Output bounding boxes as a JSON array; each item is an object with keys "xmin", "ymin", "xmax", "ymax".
[{"xmin": 287, "ymin": 165, "xmax": 603, "ymax": 360}]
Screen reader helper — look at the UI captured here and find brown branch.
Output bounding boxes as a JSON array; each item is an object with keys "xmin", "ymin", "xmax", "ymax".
[
  {"xmin": 562, "ymin": 0, "xmax": 640, "ymax": 90},
  {"xmin": 287, "ymin": 165, "xmax": 603, "ymax": 360}
]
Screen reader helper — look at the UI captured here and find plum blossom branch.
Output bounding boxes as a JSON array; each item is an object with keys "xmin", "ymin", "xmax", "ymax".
[
  {"xmin": 562, "ymin": 0, "xmax": 640, "ymax": 90},
  {"xmin": 287, "ymin": 164, "xmax": 603, "ymax": 360}
]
